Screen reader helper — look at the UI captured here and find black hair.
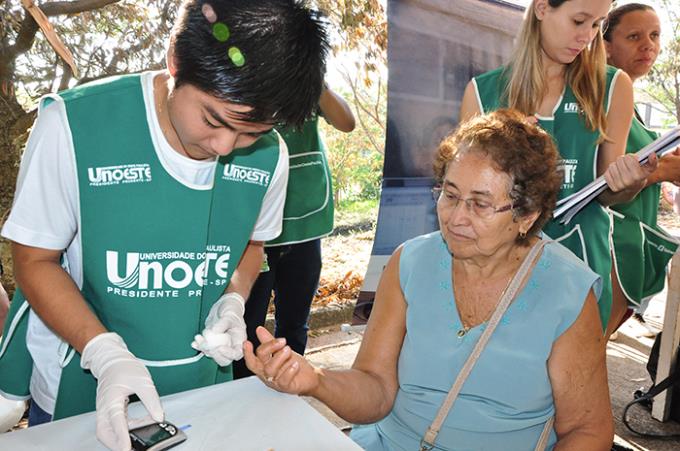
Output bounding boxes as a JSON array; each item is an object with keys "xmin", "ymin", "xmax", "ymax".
[
  {"xmin": 171, "ymin": 0, "xmax": 329, "ymax": 127},
  {"xmin": 603, "ymin": 3, "xmax": 655, "ymax": 42}
]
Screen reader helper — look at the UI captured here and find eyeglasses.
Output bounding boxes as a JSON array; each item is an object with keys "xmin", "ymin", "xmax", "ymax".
[{"xmin": 432, "ymin": 186, "xmax": 513, "ymax": 219}]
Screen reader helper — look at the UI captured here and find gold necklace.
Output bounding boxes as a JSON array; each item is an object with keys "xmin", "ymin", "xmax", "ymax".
[{"xmin": 454, "ymin": 271, "xmax": 515, "ymax": 338}]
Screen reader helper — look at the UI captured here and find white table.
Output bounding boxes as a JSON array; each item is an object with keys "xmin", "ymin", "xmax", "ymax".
[{"xmin": 0, "ymin": 376, "xmax": 362, "ymax": 450}]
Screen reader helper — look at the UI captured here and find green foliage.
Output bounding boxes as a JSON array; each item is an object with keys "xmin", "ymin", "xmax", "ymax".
[
  {"xmin": 644, "ymin": 0, "xmax": 680, "ymax": 123},
  {"xmin": 311, "ymin": 0, "xmax": 387, "ymax": 210},
  {"xmin": 315, "ymin": 0, "xmax": 387, "ymax": 87},
  {"xmin": 334, "ymin": 198, "xmax": 379, "ymax": 232},
  {"xmin": 320, "ymin": 83, "xmax": 385, "ymax": 206},
  {"xmin": 4, "ymin": 1, "xmax": 177, "ymax": 105},
  {"xmin": 337, "ymin": 198, "xmax": 379, "ymax": 217}
]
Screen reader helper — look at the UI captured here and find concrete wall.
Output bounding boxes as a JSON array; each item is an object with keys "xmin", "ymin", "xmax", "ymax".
[
  {"xmin": 357, "ymin": 0, "xmax": 525, "ymax": 305},
  {"xmin": 384, "ymin": 0, "xmax": 523, "ymax": 178}
]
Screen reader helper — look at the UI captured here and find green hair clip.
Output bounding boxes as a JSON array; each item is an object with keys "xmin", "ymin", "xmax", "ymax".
[
  {"xmin": 202, "ymin": 3, "xmax": 245, "ymax": 67},
  {"xmin": 228, "ymin": 47, "xmax": 245, "ymax": 67}
]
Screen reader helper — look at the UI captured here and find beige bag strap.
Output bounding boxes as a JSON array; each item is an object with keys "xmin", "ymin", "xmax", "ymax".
[
  {"xmin": 534, "ymin": 416, "xmax": 555, "ymax": 451},
  {"xmin": 419, "ymin": 239, "xmax": 549, "ymax": 451}
]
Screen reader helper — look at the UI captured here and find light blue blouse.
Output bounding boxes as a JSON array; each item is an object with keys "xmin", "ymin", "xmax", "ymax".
[{"xmin": 351, "ymin": 232, "xmax": 601, "ymax": 451}]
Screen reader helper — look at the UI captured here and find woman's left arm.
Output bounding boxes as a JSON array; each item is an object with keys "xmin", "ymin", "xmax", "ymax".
[
  {"xmin": 597, "ymin": 71, "xmax": 657, "ymax": 205},
  {"xmin": 548, "ymin": 290, "xmax": 613, "ymax": 451}
]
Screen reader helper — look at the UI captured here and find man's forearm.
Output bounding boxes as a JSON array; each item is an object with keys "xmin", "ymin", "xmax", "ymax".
[
  {"xmin": 225, "ymin": 241, "xmax": 264, "ymax": 300},
  {"xmin": 12, "ymin": 242, "xmax": 106, "ymax": 352}
]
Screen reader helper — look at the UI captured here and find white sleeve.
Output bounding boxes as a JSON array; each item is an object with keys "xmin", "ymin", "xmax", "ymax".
[
  {"xmin": 250, "ymin": 133, "xmax": 289, "ymax": 241},
  {"xmin": 1, "ymin": 99, "xmax": 78, "ymax": 250}
]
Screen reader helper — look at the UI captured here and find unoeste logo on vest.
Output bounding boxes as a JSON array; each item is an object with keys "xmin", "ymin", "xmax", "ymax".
[
  {"xmin": 223, "ymin": 164, "xmax": 271, "ymax": 186},
  {"xmin": 105, "ymin": 249, "xmax": 231, "ymax": 299},
  {"xmin": 563, "ymin": 103, "xmax": 581, "ymax": 114},
  {"xmin": 646, "ymin": 239, "xmax": 676, "ymax": 255},
  {"xmin": 87, "ymin": 164, "xmax": 152, "ymax": 187},
  {"xmin": 557, "ymin": 158, "xmax": 578, "ymax": 190}
]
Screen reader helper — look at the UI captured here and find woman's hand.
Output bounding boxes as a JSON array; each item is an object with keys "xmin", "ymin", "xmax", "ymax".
[
  {"xmin": 243, "ymin": 326, "xmax": 320, "ymax": 396},
  {"xmin": 603, "ymin": 152, "xmax": 657, "ymax": 193},
  {"xmin": 0, "ymin": 281, "xmax": 9, "ymax": 332},
  {"xmin": 654, "ymin": 147, "xmax": 680, "ymax": 186},
  {"xmin": 524, "ymin": 115, "xmax": 538, "ymax": 125}
]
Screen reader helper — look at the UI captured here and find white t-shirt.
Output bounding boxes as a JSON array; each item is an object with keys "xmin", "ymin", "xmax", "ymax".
[{"xmin": 0, "ymin": 71, "xmax": 288, "ymax": 413}]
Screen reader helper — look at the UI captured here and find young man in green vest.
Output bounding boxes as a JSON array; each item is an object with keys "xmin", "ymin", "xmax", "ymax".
[{"xmin": 0, "ymin": 1, "xmax": 328, "ymax": 449}]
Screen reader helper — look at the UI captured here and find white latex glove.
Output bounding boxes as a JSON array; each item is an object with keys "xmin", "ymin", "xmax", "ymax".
[
  {"xmin": 81, "ymin": 332, "xmax": 164, "ymax": 451},
  {"xmin": 191, "ymin": 292, "xmax": 247, "ymax": 366}
]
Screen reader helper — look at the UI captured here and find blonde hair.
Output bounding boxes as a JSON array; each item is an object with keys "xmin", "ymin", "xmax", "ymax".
[{"xmin": 503, "ymin": 0, "xmax": 609, "ymax": 139}]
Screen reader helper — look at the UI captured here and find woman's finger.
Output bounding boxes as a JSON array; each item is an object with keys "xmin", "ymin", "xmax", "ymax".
[
  {"xmin": 243, "ymin": 340, "xmax": 264, "ymax": 376},
  {"xmin": 605, "ymin": 161, "xmax": 623, "ymax": 192},
  {"xmin": 255, "ymin": 336, "xmax": 287, "ymax": 362},
  {"xmin": 644, "ymin": 152, "xmax": 658, "ymax": 173},
  {"xmin": 263, "ymin": 345, "xmax": 292, "ymax": 380},
  {"xmin": 274, "ymin": 359, "xmax": 301, "ymax": 388}
]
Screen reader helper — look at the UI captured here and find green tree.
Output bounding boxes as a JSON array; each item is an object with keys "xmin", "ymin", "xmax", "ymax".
[
  {"xmin": 644, "ymin": 0, "xmax": 680, "ymax": 123},
  {"xmin": 315, "ymin": 0, "xmax": 387, "ymax": 207},
  {"xmin": 321, "ymin": 81, "xmax": 385, "ymax": 206}
]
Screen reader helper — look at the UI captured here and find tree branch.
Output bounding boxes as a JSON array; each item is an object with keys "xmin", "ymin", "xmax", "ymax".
[
  {"xmin": 641, "ymin": 88, "xmax": 674, "ymax": 117},
  {"xmin": 102, "ymin": 0, "xmax": 171, "ymax": 74},
  {"xmin": 41, "ymin": 0, "xmax": 122, "ymax": 17},
  {"xmin": 8, "ymin": 9, "xmax": 39, "ymax": 57},
  {"xmin": 58, "ymin": 63, "xmax": 72, "ymax": 90},
  {"xmin": 339, "ymin": 66, "xmax": 385, "ymax": 154},
  {"xmin": 6, "ymin": 0, "xmax": 122, "ymax": 73},
  {"xmin": 343, "ymin": 67, "xmax": 385, "ymax": 130}
]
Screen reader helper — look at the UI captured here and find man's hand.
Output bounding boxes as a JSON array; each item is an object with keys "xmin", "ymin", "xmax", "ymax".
[
  {"xmin": 191, "ymin": 292, "xmax": 247, "ymax": 366},
  {"xmin": 81, "ymin": 333, "xmax": 164, "ymax": 451}
]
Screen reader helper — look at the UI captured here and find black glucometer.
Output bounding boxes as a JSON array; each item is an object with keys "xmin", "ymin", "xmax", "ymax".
[{"xmin": 129, "ymin": 422, "xmax": 187, "ymax": 451}]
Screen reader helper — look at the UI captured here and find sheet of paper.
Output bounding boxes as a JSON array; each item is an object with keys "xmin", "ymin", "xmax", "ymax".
[{"xmin": 553, "ymin": 126, "xmax": 680, "ymax": 224}]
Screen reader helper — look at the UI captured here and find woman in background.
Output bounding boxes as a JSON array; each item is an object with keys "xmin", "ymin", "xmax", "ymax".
[{"xmin": 604, "ymin": 3, "xmax": 680, "ymax": 337}]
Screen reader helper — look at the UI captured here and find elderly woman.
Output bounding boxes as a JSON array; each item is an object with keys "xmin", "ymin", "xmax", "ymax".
[{"xmin": 244, "ymin": 110, "xmax": 613, "ymax": 451}]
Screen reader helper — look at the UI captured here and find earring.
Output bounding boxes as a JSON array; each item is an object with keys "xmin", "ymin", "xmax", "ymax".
[{"xmin": 519, "ymin": 231, "xmax": 527, "ymax": 239}]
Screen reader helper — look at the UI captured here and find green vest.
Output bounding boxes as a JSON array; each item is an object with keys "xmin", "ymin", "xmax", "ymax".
[
  {"xmin": 267, "ymin": 117, "xmax": 334, "ymax": 246},
  {"xmin": 611, "ymin": 113, "xmax": 679, "ymax": 306},
  {"xmin": 0, "ymin": 74, "xmax": 280, "ymax": 419},
  {"xmin": 474, "ymin": 66, "xmax": 619, "ymax": 329}
]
